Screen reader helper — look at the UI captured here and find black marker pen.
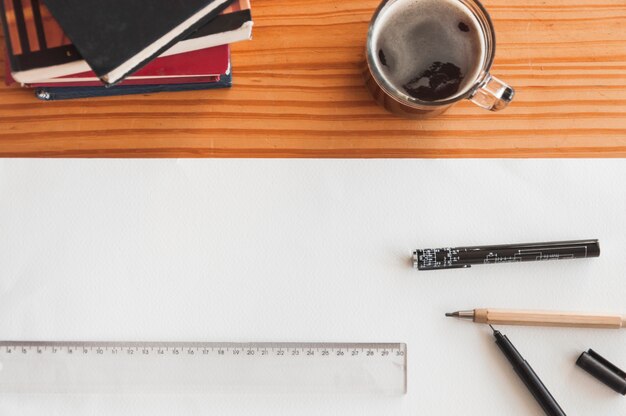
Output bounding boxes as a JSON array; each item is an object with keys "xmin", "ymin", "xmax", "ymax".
[
  {"xmin": 413, "ymin": 239, "xmax": 599, "ymax": 270},
  {"xmin": 490, "ymin": 326, "xmax": 566, "ymax": 416}
]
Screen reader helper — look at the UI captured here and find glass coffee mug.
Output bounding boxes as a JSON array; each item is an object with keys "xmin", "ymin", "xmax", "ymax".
[{"xmin": 364, "ymin": 0, "xmax": 514, "ymax": 118}]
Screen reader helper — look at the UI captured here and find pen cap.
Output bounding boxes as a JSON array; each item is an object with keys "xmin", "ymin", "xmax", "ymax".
[
  {"xmin": 576, "ymin": 349, "xmax": 626, "ymax": 395},
  {"xmin": 585, "ymin": 240, "xmax": 601, "ymax": 257}
]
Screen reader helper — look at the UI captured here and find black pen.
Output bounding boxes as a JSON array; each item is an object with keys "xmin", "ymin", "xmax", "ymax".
[
  {"xmin": 490, "ymin": 325, "xmax": 566, "ymax": 416},
  {"xmin": 413, "ymin": 239, "xmax": 599, "ymax": 270}
]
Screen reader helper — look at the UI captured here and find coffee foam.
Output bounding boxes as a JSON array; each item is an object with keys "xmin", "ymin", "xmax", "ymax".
[{"xmin": 373, "ymin": 0, "xmax": 486, "ymax": 101}]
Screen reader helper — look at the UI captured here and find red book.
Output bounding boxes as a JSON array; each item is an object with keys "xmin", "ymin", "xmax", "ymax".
[
  {"xmin": 4, "ymin": 48, "xmax": 14, "ymax": 86},
  {"xmin": 27, "ymin": 45, "xmax": 229, "ymax": 87},
  {"xmin": 28, "ymin": 75, "xmax": 222, "ymax": 88}
]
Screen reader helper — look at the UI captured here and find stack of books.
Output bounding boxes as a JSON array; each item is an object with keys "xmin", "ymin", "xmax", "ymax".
[{"xmin": 1, "ymin": 0, "xmax": 252, "ymax": 100}]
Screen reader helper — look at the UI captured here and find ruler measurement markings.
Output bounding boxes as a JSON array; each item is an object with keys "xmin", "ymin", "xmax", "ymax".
[{"xmin": 0, "ymin": 342, "xmax": 406, "ymax": 359}]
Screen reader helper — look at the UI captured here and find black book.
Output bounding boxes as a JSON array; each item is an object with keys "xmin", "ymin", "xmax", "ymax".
[
  {"xmin": 35, "ymin": 71, "xmax": 233, "ymax": 101},
  {"xmin": 41, "ymin": 0, "xmax": 235, "ymax": 85}
]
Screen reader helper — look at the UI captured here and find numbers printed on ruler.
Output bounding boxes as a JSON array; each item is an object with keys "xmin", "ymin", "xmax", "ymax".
[
  {"xmin": 0, "ymin": 342, "xmax": 407, "ymax": 395},
  {"xmin": 1, "ymin": 342, "xmax": 406, "ymax": 359}
]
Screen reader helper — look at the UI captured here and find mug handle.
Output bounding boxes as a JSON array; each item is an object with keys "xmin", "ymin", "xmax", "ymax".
[{"xmin": 469, "ymin": 74, "xmax": 515, "ymax": 111}]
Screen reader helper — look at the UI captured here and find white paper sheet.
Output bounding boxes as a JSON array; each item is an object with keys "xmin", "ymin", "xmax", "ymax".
[{"xmin": 0, "ymin": 159, "xmax": 624, "ymax": 415}]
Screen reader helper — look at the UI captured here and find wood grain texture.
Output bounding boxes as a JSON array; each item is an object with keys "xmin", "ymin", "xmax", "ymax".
[{"xmin": 1, "ymin": 0, "xmax": 626, "ymax": 158}]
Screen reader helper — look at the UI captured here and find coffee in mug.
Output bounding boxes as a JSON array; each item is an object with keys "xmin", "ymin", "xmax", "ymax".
[{"xmin": 365, "ymin": 0, "xmax": 514, "ymax": 118}]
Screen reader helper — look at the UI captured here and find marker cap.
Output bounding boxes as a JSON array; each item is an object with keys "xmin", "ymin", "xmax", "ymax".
[{"xmin": 576, "ymin": 349, "xmax": 626, "ymax": 395}]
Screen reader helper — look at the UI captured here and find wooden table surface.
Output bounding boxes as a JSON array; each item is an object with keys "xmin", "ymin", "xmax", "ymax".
[{"xmin": 1, "ymin": 0, "xmax": 626, "ymax": 158}]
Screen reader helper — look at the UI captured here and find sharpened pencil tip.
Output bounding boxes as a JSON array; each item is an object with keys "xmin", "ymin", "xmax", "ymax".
[{"xmin": 445, "ymin": 312, "xmax": 459, "ymax": 317}]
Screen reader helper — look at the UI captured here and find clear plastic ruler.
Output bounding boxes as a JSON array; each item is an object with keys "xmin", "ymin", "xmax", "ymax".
[{"xmin": 0, "ymin": 341, "xmax": 406, "ymax": 395}]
